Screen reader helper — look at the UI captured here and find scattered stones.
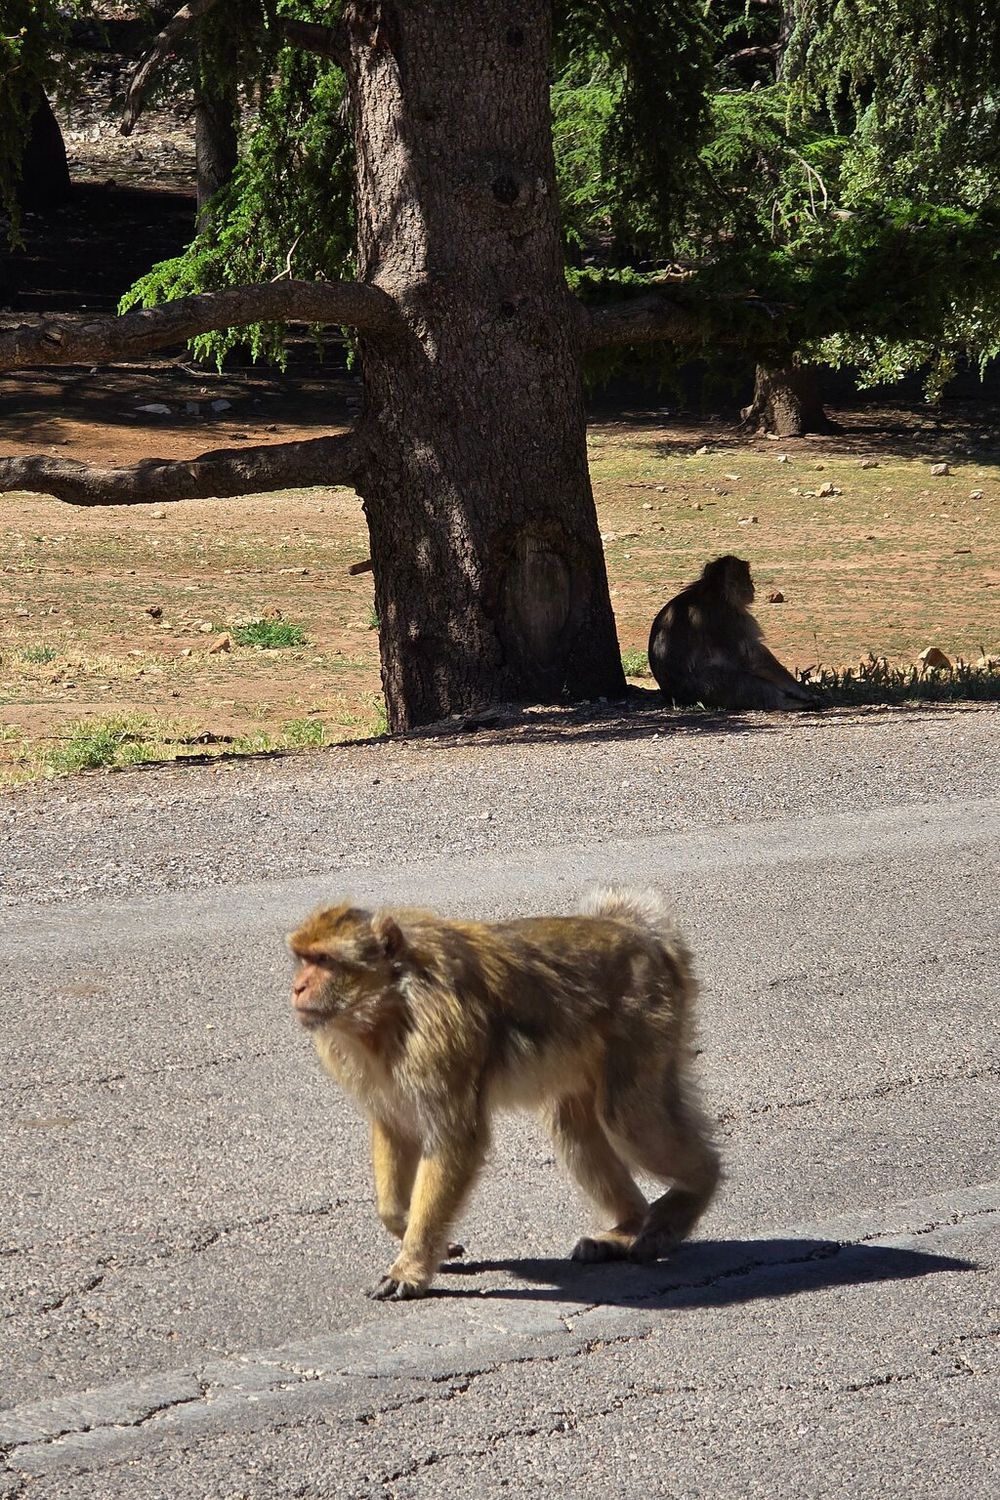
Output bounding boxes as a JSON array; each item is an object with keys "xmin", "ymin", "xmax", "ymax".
[
  {"xmin": 931, "ymin": 462, "xmax": 952, "ymax": 476},
  {"xmin": 135, "ymin": 403, "xmax": 172, "ymax": 416},
  {"xmin": 150, "ymin": 510, "xmax": 166, "ymax": 520},
  {"xmin": 694, "ymin": 444, "xmax": 710, "ymax": 456},
  {"xmin": 917, "ymin": 646, "xmax": 952, "ymax": 671},
  {"xmin": 776, "ymin": 453, "xmax": 789, "ymax": 463},
  {"xmin": 818, "ymin": 481, "xmax": 841, "ymax": 497},
  {"xmin": 14, "ymin": 607, "xmax": 29, "ymax": 617},
  {"xmin": 858, "ymin": 458, "xmax": 879, "ymax": 469},
  {"xmin": 969, "ymin": 489, "xmax": 984, "ymax": 500},
  {"xmin": 767, "ymin": 591, "xmax": 785, "ymax": 603},
  {"xmin": 180, "ymin": 648, "xmax": 192, "ymax": 657},
  {"xmin": 738, "ymin": 515, "xmax": 759, "ymax": 525},
  {"xmin": 210, "ymin": 399, "xmax": 232, "ymax": 413},
  {"xmin": 198, "ymin": 621, "xmax": 214, "ymax": 634},
  {"xmin": 723, "ymin": 472, "xmax": 741, "ymax": 481},
  {"xmin": 144, "ymin": 604, "xmax": 163, "ymax": 619},
  {"xmin": 976, "ymin": 653, "xmax": 1000, "ymax": 669},
  {"xmin": 207, "ymin": 633, "xmax": 232, "ymax": 654},
  {"xmin": 642, "ymin": 502, "xmax": 654, "ymax": 510},
  {"xmin": 183, "ymin": 401, "xmax": 200, "ymax": 416},
  {"xmin": 655, "ymin": 485, "xmax": 667, "ymax": 492},
  {"xmin": 262, "ymin": 606, "xmax": 283, "ymax": 620}
]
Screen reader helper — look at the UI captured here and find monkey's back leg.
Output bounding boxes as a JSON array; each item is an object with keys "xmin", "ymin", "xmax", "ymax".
[
  {"xmin": 545, "ymin": 1093, "xmax": 648, "ymax": 1262},
  {"xmin": 601, "ymin": 1044, "xmax": 720, "ymax": 1262}
]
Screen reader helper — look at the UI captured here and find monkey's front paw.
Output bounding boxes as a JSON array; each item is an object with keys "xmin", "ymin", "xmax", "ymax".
[
  {"xmin": 367, "ymin": 1274, "xmax": 428, "ymax": 1301},
  {"xmin": 571, "ymin": 1234, "xmax": 631, "ymax": 1263}
]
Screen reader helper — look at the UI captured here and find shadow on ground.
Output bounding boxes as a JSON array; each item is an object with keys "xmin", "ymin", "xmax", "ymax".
[{"xmin": 433, "ymin": 1236, "xmax": 974, "ymax": 1309}]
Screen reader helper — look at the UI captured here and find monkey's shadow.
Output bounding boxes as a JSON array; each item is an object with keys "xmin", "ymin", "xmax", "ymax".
[{"xmin": 433, "ymin": 1236, "xmax": 973, "ymax": 1309}]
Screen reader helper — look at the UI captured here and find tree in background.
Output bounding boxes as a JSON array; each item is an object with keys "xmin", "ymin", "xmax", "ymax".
[{"xmin": 1, "ymin": 1, "xmax": 998, "ymax": 727}]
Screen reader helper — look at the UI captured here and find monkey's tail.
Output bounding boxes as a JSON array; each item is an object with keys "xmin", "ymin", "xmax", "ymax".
[{"xmin": 581, "ymin": 884, "xmax": 693, "ymax": 974}]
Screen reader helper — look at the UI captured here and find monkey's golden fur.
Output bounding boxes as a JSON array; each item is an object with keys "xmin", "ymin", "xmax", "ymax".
[
  {"xmin": 648, "ymin": 554, "xmax": 820, "ymax": 710},
  {"xmin": 288, "ymin": 887, "xmax": 719, "ymax": 1301}
]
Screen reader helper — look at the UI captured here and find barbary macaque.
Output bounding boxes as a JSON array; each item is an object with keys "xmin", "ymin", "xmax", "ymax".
[
  {"xmin": 648, "ymin": 554, "xmax": 820, "ymax": 710},
  {"xmin": 288, "ymin": 888, "xmax": 719, "ymax": 1301}
]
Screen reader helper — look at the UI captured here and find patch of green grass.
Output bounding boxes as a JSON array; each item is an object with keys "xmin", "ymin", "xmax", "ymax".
[
  {"xmin": 344, "ymin": 692, "xmax": 388, "ymax": 739},
  {"xmin": 232, "ymin": 619, "xmax": 307, "ymax": 649},
  {"xmin": 231, "ymin": 731, "xmax": 275, "ymax": 754},
  {"xmin": 811, "ymin": 655, "xmax": 1000, "ymax": 706},
  {"xmin": 367, "ymin": 606, "xmax": 380, "ymax": 632},
  {"xmin": 621, "ymin": 648, "xmax": 651, "ymax": 677},
  {"xmin": 18, "ymin": 645, "xmax": 57, "ymax": 664},
  {"xmin": 43, "ymin": 715, "xmax": 157, "ymax": 775},
  {"xmin": 283, "ymin": 717, "xmax": 326, "ymax": 747}
]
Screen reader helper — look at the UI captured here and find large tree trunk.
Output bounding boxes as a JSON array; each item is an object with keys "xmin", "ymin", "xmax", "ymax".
[
  {"xmin": 742, "ymin": 356, "xmax": 835, "ymax": 437},
  {"xmin": 345, "ymin": 0, "xmax": 625, "ymax": 731},
  {"xmin": 17, "ymin": 89, "xmax": 71, "ymax": 211}
]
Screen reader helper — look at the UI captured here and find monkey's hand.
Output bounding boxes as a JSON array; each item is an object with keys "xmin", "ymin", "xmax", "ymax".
[{"xmin": 368, "ymin": 1273, "xmax": 430, "ymax": 1301}]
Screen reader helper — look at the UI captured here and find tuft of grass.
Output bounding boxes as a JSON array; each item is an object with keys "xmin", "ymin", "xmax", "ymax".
[
  {"xmin": 232, "ymin": 619, "xmax": 307, "ymax": 649},
  {"xmin": 344, "ymin": 692, "xmax": 388, "ymax": 739},
  {"xmin": 621, "ymin": 648, "xmax": 651, "ymax": 678},
  {"xmin": 43, "ymin": 715, "xmax": 157, "ymax": 775},
  {"xmin": 809, "ymin": 655, "xmax": 1000, "ymax": 706},
  {"xmin": 282, "ymin": 717, "xmax": 326, "ymax": 747},
  {"xmin": 367, "ymin": 606, "xmax": 380, "ymax": 632},
  {"xmin": 18, "ymin": 645, "xmax": 57, "ymax": 665}
]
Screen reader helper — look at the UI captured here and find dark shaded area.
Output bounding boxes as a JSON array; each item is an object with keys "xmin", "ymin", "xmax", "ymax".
[
  {"xmin": 434, "ymin": 1235, "xmax": 974, "ymax": 1308},
  {"xmin": 2, "ymin": 180, "xmax": 193, "ymax": 314}
]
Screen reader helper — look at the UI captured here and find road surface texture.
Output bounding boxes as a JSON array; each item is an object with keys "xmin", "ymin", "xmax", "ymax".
[{"xmin": 2, "ymin": 701, "xmax": 998, "ymax": 1498}]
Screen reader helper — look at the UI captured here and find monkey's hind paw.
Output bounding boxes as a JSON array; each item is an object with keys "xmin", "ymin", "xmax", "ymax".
[
  {"xmin": 570, "ymin": 1234, "xmax": 632, "ymax": 1264},
  {"xmin": 627, "ymin": 1231, "xmax": 680, "ymax": 1264},
  {"xmin": 367, "ymin": 1274, "xmax": 428, "ymax": 1301}
]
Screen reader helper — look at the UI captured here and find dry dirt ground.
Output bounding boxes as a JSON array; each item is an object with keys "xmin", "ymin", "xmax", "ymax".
[{"xmin": 2, "ymin": 108, "xmax": 999, "ymax": 783}]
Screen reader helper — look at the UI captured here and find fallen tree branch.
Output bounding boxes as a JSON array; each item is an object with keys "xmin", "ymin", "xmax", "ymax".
[
  {"xmin": 121, "ymin": 0, "xmax": 222, "ymax": 136},
  {"xmin": 0, "ymin": 280, "xmax": 400, "ymax": 370},
  {"xmin": 0, "ymin": 433, "xmax": 359, "ymax": 506},
  {"xmin": 584, "ymin": 291, "xmax": 786, "ymax": 350}
]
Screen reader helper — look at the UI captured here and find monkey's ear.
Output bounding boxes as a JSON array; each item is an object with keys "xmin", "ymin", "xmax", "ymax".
[{"xmin": 373, "ymin": 913, "xmax": 407, "ymax": 962}]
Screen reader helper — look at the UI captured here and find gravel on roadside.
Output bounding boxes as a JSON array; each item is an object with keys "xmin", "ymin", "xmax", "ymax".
[{"xmin": 2, "ymin": 698, "xmax": 998, "ymax": 911}]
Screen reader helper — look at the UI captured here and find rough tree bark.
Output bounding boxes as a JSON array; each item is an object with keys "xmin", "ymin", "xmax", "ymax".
[
  {"xmin": 742, "ymin": 356, "xmax": 834, "ymax": 437},
  {"xmin": 346, "ymin": 0, "xmax": 624, "ymax": 728}
]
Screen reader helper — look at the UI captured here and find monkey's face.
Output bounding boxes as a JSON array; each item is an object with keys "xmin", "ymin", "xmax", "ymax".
[
  {"xmin": 288, "ymin": 904, "xmax": 408, "ymax": 1036},
  {"xmin": 291, "ymin": 957, "xmax": 348, "ymax": 1030}
]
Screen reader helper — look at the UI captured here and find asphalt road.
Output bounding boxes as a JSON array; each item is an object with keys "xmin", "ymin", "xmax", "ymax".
[{"xmin": 2, "ymin": 705, "xmax": 998, "ymax": 1497}]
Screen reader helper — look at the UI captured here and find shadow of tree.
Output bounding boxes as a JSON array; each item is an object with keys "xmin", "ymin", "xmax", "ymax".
[{"xmin": 433, "ymin": 1235, "xmax": 974, "ymax": 1309}]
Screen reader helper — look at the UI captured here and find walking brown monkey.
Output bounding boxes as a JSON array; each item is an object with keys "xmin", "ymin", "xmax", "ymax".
[
  {"xmin": 288, "ymin": 887, "xmax": 719, "ymax": 1301},
  {"xmin": 648, "ymin": 554, "xmax": 820, "ymax": 709}
]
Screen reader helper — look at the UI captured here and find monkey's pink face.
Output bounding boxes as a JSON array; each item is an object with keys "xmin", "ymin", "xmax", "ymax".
[{"xmin": 291, "ymin": 957, "xmax": 346, "ymax": 1030}]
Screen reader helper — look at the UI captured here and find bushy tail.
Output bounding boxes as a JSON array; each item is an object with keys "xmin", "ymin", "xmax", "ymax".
[{"xmin": 582, "ymin": 879, "xmax": 693, "ymax": 972}]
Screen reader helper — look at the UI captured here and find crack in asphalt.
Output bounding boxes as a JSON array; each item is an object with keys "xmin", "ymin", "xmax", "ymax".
[{"xmin": 716, "ymin": 1061, "xmax": 1000, "ymax": 1126}]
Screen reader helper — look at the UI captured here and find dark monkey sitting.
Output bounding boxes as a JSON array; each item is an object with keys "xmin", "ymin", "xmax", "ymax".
[
  {"xmin": 648, "ymin": 554, "xmax": 820, "ymax": 710},
  {"xmin": 288, "ymin": 887, "xmax": 720, "ymax": 1301}
]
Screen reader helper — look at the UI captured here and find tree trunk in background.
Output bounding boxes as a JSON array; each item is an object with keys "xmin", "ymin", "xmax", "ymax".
[
  {"xmin": 346, "ymin": 0, "xmax": 624, "ymax": 731},
  {"xmin": 17, "ymin": 89, "xmax": 71, "ymax": 211},
  {"xmin": 743, "ymin": 357, "xmax": 835, "ymax": 437},
  {"xmin": 194, "ymin": 38, "xmax": 239, "ymax": 232}
]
